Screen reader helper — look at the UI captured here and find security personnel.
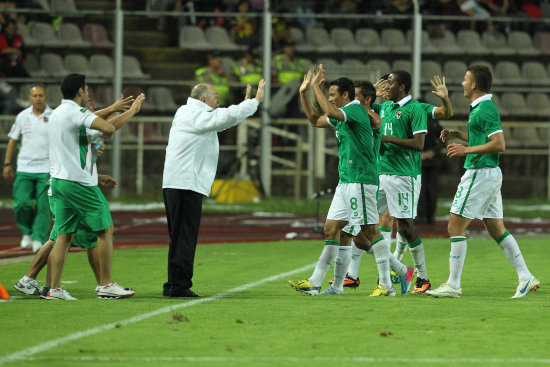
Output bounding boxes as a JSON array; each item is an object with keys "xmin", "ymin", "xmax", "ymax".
[
  {"xmin": 272, "ymin": 40, "xmax": 305, "ymax": 84},
  {"xmin": 232, "ymin": 48, "xmax": 262, "ymax": 84},
  {"xmin": 195, "ymin": 53, "xmax": 233, "ymax": 106}
]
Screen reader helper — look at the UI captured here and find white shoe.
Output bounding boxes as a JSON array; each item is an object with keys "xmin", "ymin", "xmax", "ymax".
[
  {"xmin": 14, "ymin": 278, "xmax": 40, "ymax": 296},
  {"xmin": 512, "ymin": 276, "xmax": 540, "ymax": 299},
  {"xmin": 97, "ymin": 282, "xmax": 135, "ymax": 299},
  {"xmin": 20, "ymin": 235, "xmax": 32, "ymax": 249},
  {"xmin": 45, "ymin": 288, "xmax": 77, "ymax": 300},
  {"xmin": 426, "ymin": 283, "xmax": 463, "ymax": 298},
  {"xmin": 32, "ymin": 240, "xmax": 43, "ymax": 253}
]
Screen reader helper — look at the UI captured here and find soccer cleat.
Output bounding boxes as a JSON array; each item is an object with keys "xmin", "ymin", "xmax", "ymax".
[
  {"xmin": 20, "ymin": 235, "xmax": 32, "ymax": 249},
  {"xmin": 32, "ymin": 240, "xmax": 43, "ymax": 253},
  {"xmin": 426, "ymin": 283, "xmax": 463, "ymax": 298},
  {"xmin": 400, "ymin": 266, "xmax": 415, "ymax": 295},
  {"xmin": 411, "ymin": 278, "xmax": 431, "ymax": 294},
  {"xmin": 14, "ymin": 278, "xmax": 40, "ymax": 296},
  {"xmin": 97, "ymin": 282, "xmax": 135, "ymax": 299},
  {"xmin": 45, "ymin": 288, "xmax": 77, "ymax": 300},
  {"xmin": 329, "ymin": 273, "xmax": 360, "ymax": 289},
  {"xmin": 319, "ymin": 286, "xmax": 344, "ymax": 295},
  {"xmin": 390, "ymin": 270, "xmax": 401, "ymax": 284},
  {"xmin": 369, "ymin": 284, "xmax": 396, "ymax": 297},
  {"xmin": 40, "ymin": 286, "xmax": 50, "ymax": 299},
  {"xmin": 95, "ymin": 285, "xmax": 133, "ymax": 296},
  {"xmin": 288, "ymin": 279, "xmax": 320, "ymax": 295},
  {"xmin": 511, "ymin": 276, "xmax": 540, "ymax": 299}
]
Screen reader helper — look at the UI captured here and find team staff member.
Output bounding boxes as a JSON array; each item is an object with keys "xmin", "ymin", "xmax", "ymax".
[
  {"xmin": 4, "ymin": 85, "xmax": 51, "ymax": 252},
  {"xmin": 162, "ymin": 79, "xmax": 266, "ymax": 298},
  {"xmin": 427, "ymin": 65, "xmax": 539, "ymax": 299}
]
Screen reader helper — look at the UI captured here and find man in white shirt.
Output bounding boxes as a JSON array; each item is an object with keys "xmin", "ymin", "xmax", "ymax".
[
  {"xmin": 46, "ymin": 74, "xmax": 144, "ymax": 300},
  {"xmin": 162, "ymin": 79, "xmax": 266, "ymax": 298},
  {"xmin": 4, "ymin": 86, "xmax": 52, "ymax": 252}
]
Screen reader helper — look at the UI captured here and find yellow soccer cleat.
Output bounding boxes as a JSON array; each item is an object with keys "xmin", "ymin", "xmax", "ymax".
[
  {"xmin": 369, "ymin": 283, "xmax": 396, "ymax": 297},
  {"xmin": 288, "ymin": 279, "xmax": 320, "ymax": 295}
]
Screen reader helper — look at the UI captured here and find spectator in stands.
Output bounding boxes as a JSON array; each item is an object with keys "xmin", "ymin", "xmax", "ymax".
[
  {"xmin": 0, "ymin": 20, "xmax": 29, "ymax": 77},
  {"xmin": 478, "ymin": 0, "xmax": 510, "ymax": 16},
  {"xmin": 231, "ymin": 0, "xmax": 259, "ymax": 47},
  {"xmin": 195, "ymin": 52, "xmax": 234, "ymax": 106},
  {"xmin": 272, "ymin": 40, "xmax": 305, "ymax": 84},
  {"xmin": 232, "ymin": 47, "xmax": 262, "ymax": 85},
  {"xmin": 0, "ymin": 1, "xmax": 17, "ymax": 28}
]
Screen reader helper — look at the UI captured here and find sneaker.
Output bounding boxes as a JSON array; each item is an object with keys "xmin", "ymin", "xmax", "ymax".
[
  {"xmin": 369, "ymin": 284, "xmax": 396, "ymax": 297},
  {"xmin": 390, "ymin": 270, "xmax": 401, "ymax": 284},
  {"xmin": 319, "ymin": 286, "xmax": 344, "ymax": 295},
  {"xmin": 14, "ymin": 278, "xmax": 40, "ymax": 296},
  {"xmin": 20, "ymin": 235, "xmax": 32, "ymax": 249},
  {"xmin": 97, "ymin": 282, "xmax": 135, "ymax": 299},
  {"xmin": 411, "ymin": 278, "xmax": 431, "ymax": 294},
  {"xmin": 511, "ymin": 276, "xmax": 540, "ymax": 299},
  {"xmin": 45, "ymin": 288, "xmax": 77, "ymax": 300},
  {"xmin": 95, "ymin": 285, "xmax": 133, "ymax": 296},
  {"xmin": 400, "ymin": 266, "xmax": 415, "ymax": 295},
  {"xmin": 40, "ymin": 286, "xmax": 50, "ymax": 299},
  {"xmin": 329, "ymin": 273, "xmax": 360, "ymax": 289},
  {"xmin": 288, "ymin": 279, "xmax": 320, "ymax": 296},
  {"xmin": 426, "ymin": 283, "xmax": 462, "ymax": 298},
  {"xmin": 32, "ymin": 240, "xmax": 43, "ymax": 253}
]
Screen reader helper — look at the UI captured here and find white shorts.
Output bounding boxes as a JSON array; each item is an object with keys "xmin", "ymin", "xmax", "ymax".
[
  {"xmin": 379, "ymin": 174, "xmax": 422, "ymax": 219},
  {"xmin": 327, "ymin": 183, "xmax": 379, "ymax": 226},
  {"xmin": 450, "ymin": 167, "xmax": 503, "ymax": 220},
  {"xmin": 377, "ymin": 186, "xmax": 388, "ymax": 216}
]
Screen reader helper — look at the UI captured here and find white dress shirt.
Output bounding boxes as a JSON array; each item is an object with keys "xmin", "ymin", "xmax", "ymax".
[{"xmin": 162, "ymin": 97, "xmax": 259, "ymax": 196}]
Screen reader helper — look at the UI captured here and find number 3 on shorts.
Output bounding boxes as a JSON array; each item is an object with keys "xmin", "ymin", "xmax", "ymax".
[{"xmin": 455, "ymin": 186, "xmax": 463, "ymax": 199}]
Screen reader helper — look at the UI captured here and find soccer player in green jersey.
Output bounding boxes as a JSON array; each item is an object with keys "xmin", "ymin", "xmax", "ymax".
[
  {"xmin": 427, "ymin": 65, "xmax": 539, "ymax": 299},
  {"xmin": 373, "ymin": 70, "xmax": 433, "ymax": 294},
  {"xmin": 289, "ymin": 65, "xmax": 395, "ymax": 296}
]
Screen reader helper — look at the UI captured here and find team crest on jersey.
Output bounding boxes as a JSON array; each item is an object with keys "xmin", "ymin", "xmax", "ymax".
[
  {"xmin": 396, "ymin": 110, "xmax": 402, "ymax": 119},
  {"xmin": 43, "ymin": 116, "xmax": 49, "ymax": 122},
  {"xmin": 80, "ymin": 108, "xmax": 87, "ymax": 113}
]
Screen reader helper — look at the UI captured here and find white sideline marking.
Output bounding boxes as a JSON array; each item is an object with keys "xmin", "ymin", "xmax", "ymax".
[
  {"xmin": 14, "ymin": 356, "xmax": 550, "ymax": 364},
  {"xmin": 0, "ymin": 263, "xmax": 315, "ymax": 366}
]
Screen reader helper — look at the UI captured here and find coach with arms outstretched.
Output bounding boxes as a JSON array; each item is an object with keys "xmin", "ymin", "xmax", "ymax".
[{"xmin": 162, "ymin": 79, "xmax": 266, "ymax": 298}]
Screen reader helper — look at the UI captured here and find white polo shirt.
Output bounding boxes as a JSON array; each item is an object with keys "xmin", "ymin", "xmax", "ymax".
[
  {"xmin": 7, "ymin": 105, "xmax": 53, "ymax": 173},
  {"xmin": 49, "ymin": 99, "xmax": 99, "ymax": 187}
]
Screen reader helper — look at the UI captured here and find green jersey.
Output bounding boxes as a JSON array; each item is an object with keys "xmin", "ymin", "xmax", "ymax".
[
  {"xmin": 328, "ymin": 100, "xmax": 378, "ymax": 185},
  {"xmin": 374, "ymin": 96, "xmax": 427, "ymax": 177},
  {"xmin": 464, "ymin": 95, "xmax": 502, "ymax": 169},
  {"xmin": 420, "ymin": 103, "xmax": 436, "ymax": 119}
]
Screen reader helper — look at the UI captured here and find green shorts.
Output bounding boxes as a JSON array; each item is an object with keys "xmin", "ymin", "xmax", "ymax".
[
  {"xmin": 50, "ymin": 178, "xmax": 113, "ymax": 238},
  {"xmin": 49, "ymin": 196, "xmax": 99, "ymax": 249}
]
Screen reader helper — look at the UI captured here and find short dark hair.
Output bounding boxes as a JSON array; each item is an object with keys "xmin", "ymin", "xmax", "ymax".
[
  {"xmin": 390, "ymin": 70, "xmax": 412, "ymax": 94},
  {"xmin": 354, "ymin": 80, "xmax": 376, "ymax": 104},
  {"xmin": 467, "ymin": 65, "xmax": 492, "ymax": 93},
  {"xmin": 61, "ymin": 74, "xmax": 86, "ymax": 99},
  {"xmin": 330, "ymin": 77, "xmax": 355, "ymax": 101}
]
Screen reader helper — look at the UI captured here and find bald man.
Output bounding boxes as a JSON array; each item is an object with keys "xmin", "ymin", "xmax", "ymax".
[
  {"xmin": 162, "ymin": 80, "xmax": 266, "ymax": 298},
  {"xmin": 4, "ymin": 85, "xmax": 52, "ymax": 252}
]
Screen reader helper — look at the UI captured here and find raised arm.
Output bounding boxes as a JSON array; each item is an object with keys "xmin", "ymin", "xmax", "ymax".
[
  {"xmin": 311, "ymin": 64, "xmax": 345, "ymax": 121},
  {"xmin": 94, "ymin": 94, "xmax": 135, "ymax": 119},
  {"xmin": 299, "ymin": 70, "xmax": 330, "ymax": 128},
  {"xmin": 430, "ymin": 75, "xmax": 453, "ymax": 119},
  {"xmin": 90, "ymin": 94, "xmax": 145, "ymax": 135}
]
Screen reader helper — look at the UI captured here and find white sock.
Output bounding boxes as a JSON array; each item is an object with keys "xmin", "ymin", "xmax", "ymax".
[
  {"xmin": 409, "ymin": 239, "xmax": 428, "ymax": 280},
  {"xmin": 372, "ymin": 237, "xmax": 391, "ymax": 289},
  {"xmin": 308, "ymin": 244, "xmax": 339, "ymax": 287},
  {"xmin": 447, "ymin": 237, "xmax": 467, "ymax": 289},
  {"xmin": 379, "ymin": 226, "xmax": 392, "ymax": 244},
  {"xmin": 347, "ymin": 241, "xmax": 364, "ymax": 279},
  {"xmin": 333, "ymin": 246, "xmax": 352, "ymax": 291},
  {"xmin": 389, "ymin": 253, "xmax": 407, "ymax": 276},
  {"xmin": 22, "ymin": 275, "xmax": 33, "ymax": 282},
  {"xmin": 394, "ymin": 232, "xmax": 408, "ymax": 261},
  {"xmin": 498, "ymin": 232, "xmax": 532, "ymax": 282}
]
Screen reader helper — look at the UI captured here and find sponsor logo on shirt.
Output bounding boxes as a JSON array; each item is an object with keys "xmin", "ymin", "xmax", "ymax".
[
  {"xmin": 348, "ymin": 160, "xmax": 353, "ymax": 165},
  {"xmin": 380, "ymin": 111, "xmax": 385, "ymax": 118}
]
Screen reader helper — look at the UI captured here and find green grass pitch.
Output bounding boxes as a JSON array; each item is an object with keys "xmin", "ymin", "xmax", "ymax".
[{"xmin": 1, "ymin": 237, "xmax": 549, "ymax": 366}]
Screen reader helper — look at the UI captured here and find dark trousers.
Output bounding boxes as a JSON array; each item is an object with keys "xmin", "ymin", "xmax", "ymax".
[
  {"xmin": 163, "ymin": 188, "xmax": 203, "ymax": 295},
  {"xmin": 417, "ymin": 167, "xmax": 439, "ymax": 224}
]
